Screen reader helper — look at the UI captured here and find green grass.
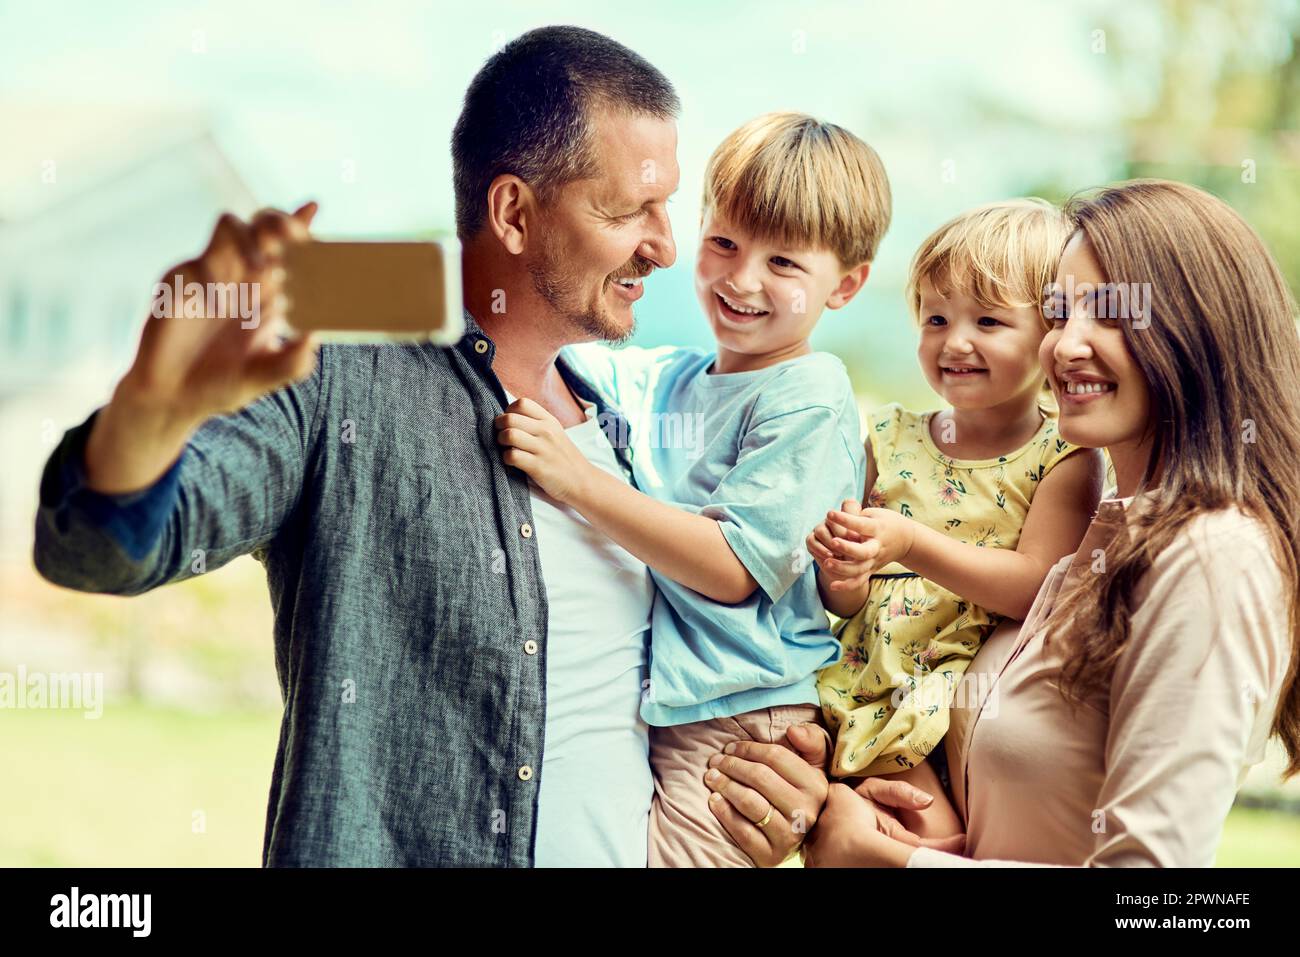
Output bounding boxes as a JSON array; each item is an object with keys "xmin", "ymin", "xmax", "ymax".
[
  {"xmin": 1215, "ymin": 806, "xmax": 1300, "ymax": 867},
  {"xmin": 5, "ymin": 702, "xmax": 1299, "ymax": 866},
  {"xmin": 2, "ymin": 702, "xmax": 278, "ymax": 867}
]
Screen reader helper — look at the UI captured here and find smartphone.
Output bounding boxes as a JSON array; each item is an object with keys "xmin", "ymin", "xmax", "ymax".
[{"xmin": 283, "ymin": 238, "xmax": 463, "ymax": 345}]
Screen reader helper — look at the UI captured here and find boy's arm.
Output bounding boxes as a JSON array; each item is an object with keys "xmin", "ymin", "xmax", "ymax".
[
  {"xmin": 820, "ymin": 448, "xmax": 1105, "ymax": 620},
  {"xmin": 497, "ymin": 392, "xmax": 861, "ymax": 607},
  {"xmin": 495, "ymin": 396, "xmax": 756, "ymax": 603},
  {"xmin": 569, "ymin": 467, "xmax": 758, "ymax": 604}
]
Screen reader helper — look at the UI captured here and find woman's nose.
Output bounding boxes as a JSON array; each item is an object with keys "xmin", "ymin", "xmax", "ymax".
[{"xmin": 1054, "ymin": 316, "xmax": 1094, "ymax": 362}]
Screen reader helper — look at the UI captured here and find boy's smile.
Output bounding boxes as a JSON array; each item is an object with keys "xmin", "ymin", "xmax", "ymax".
[{"xmin": 695, "ymin": 210, "xmax": 869, "ymax": 373}]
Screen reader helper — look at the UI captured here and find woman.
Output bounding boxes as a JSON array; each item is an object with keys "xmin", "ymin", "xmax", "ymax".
[{"xmin": 700, "ymin": 180, "xmax": 1300, "ymax": 867}]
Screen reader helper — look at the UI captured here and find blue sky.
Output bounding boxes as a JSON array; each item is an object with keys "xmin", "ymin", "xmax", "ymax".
[{"xmin": 3, "ymin": 0, "xmax": 1134, "ymax": 402}]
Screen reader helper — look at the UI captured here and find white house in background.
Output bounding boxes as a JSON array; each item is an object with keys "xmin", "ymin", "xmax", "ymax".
[{"xmin": 0, "ymin": 100, "xmax": 259, "ymax": 399}]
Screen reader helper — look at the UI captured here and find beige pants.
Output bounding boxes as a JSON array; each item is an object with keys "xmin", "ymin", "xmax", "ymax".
[{"xmin": 647, "ymin": 704, "xmax": 827, "ymax": 868}]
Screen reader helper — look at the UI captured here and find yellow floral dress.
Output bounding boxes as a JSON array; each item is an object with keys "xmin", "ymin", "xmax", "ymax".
[{"xmin": 818, "ymin": 403, "xmax": 1081, "ymax": 778}]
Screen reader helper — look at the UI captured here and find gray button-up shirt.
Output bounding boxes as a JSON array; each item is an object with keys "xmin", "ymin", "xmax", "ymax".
[{"xmin": 33, "ymin": 311, "xmax": 634, "ymax": 866}]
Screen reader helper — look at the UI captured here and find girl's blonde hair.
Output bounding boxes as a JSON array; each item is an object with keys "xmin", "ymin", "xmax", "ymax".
[
  {"xmin": 906, "ymin": 198, "xmax": 1073, "ymax": 329},
  {"xmin": 702, "ymin": 111, "xmax": 892, "ymax": 268}
]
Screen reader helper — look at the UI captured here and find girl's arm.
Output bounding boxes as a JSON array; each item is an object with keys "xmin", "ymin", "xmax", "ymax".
[
  {"xmin": 816, "ymin": 448, "xmax": 1105, "ymax": 620},
  {"xmin": 495, "ymin": 397, "xmax": 757, "ymax": 604}
]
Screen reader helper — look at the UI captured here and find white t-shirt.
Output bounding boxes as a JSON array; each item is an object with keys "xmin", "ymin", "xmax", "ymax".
[{"xmin": 504, "ymin": 389, "xmax": 655, "ymax": 867}]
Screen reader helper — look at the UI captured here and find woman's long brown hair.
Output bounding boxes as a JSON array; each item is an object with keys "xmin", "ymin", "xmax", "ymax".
[{"xmin": 1050, "ymin": 179, "xmax": 1300, "ymax": 778}]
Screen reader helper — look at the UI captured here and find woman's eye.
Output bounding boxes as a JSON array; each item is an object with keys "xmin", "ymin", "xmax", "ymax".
[{"xmin": 711, "ymin": 236, "xmax": 736, "ymax": 250}]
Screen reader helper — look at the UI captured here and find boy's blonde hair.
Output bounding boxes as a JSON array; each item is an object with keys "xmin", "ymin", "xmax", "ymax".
[
  {"xmin": 702, "ymin": 112, "xmax": 892, "ymax": 268},
  {"xmin": 906, "ymin": 198, "xmax": 1072, "ymax": 329}
]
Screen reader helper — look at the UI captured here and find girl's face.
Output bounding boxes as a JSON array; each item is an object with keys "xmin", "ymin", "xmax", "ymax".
[
  {"xmin": 916, "ymin": 276, "xmax": 1048, "ymax": 411},
  {"xmin": 1040, "ymin": 232, "xmax": 1152, "ymax": 456}
]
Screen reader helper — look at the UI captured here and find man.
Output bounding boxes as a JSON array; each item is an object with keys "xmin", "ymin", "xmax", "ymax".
[{"xmin": 34, "ymin": 25, "xmax": 680, "ymax": 866}]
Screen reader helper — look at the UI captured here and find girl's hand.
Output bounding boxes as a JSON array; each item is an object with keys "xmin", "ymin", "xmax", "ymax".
[
  {"xmin": 808, "ymin": 506, "xmax": 916, "ymax": 590},
  {"xmin": 807, "ymin": 499, "xmax": 876, "ymax": 590},
  {"xmin": 494, "ymin": 397, "xmax": 595, "ymax": 505}
]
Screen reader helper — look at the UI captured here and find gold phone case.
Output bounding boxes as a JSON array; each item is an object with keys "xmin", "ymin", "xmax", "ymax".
[{"xmin": 283, "ymin": 238, "xmax": 463, "ymax": 345}]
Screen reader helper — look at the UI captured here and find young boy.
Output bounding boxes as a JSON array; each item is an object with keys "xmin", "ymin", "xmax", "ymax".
[{"xmin": 495, "ymin": 112, "xmax": 892, "ymax": 866}]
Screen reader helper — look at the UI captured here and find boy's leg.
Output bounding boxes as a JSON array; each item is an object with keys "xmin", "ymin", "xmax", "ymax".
[{"xmin": 648, "ymin": 705, "xmax": 825, "ymax": 867}]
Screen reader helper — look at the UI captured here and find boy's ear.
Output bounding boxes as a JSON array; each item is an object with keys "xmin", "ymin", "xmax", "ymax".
[
  {"xmin": 825, "ymin": 262, "xmax": 872, "ymax": 310},
  {"xmin": 485, "ymin": 174, "xmax": 536, "ymax": 256}
]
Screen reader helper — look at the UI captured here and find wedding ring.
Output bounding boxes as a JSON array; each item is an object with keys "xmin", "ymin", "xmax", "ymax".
[{"xmin": 756, "ymin": 806, "xmax": 774, "ymax": 829}]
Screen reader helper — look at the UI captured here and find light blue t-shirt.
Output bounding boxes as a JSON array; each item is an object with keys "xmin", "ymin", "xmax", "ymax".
[{"xmin": 563, "ymin": 343, "xmax": 866, "ymax": 727}]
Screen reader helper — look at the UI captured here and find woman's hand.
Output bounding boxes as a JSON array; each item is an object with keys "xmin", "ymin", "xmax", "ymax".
[
  {"xmin": 703, "ymin": 723, "xmax": 831, "ymax": 867},
  {"xmin": 495, "ymin": 397, "xmax": 596, "ymax": 504},
  {"xmin": 803, "ymin": 777, "xmax": 966, "ymax": 867}
]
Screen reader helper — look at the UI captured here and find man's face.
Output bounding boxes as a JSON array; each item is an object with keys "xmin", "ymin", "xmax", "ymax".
[{"xmin": 527, "ymin": 108, "xmax": 679, "ymax": 342}]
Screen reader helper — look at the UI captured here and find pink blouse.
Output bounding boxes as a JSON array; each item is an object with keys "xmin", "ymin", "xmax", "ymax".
[{"xmin": 908, "ymin": 498, "xmax": 1293, "ymax": 867}]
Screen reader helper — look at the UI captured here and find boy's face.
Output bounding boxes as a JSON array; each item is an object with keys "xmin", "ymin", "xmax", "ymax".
[
  {"xmin": 916, "ymin": 276, "xmax": 1047, "ymax": 411},
  {"xmin": 694, "ymin": 209, "xmax": 863, "ymax": 360}
]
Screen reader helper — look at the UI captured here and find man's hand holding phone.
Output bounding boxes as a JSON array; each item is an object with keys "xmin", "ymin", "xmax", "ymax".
[{"xmin": 84, "ymin": 203, "xmax": 320, "ymax": 496}]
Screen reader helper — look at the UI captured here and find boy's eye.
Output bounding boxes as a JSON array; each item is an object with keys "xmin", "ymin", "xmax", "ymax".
[
  {"xmin": 977, "ymin": 316, "xmax": 1002, "ymax": 327},
  {"xmin": 925, "ymin": 315, "xmax": 947, "ymax": 327},
  {"xmin": 770, "ymin": 256, "xmax": 799, "ymax": 270},
  {"xmin": 710, "ymin": 236, "xmax": 736, "ymax": 250}
]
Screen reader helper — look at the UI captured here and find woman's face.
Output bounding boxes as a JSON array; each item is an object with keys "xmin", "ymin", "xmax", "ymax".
[{"xmin": 1040, "ymin": 232, "xmax": 1152, "ymax": 456}]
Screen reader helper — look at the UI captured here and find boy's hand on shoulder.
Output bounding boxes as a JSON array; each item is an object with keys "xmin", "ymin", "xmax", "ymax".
[
  {"xmin": 807, "ymin": 502, "xmax": 916, "ymax": 590},
  {"xmin": 495, "ymin": 397, "xmax": 596, "ymax": 505}
]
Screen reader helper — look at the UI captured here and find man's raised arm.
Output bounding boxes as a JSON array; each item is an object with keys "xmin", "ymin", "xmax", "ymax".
[{"xmin": 33, "ymin": 204, "xmax": 323, "ymax": 596}]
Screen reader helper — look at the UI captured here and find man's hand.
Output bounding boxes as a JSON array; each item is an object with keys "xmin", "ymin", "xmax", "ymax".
[
  {"xmin": 85, "ymin": 204, "xmax": 321, "ymax": 495},
  {"xmin": 702, "ymin": 723, "xmax": 831, "ymax": 867},
  {"xmin": 806, "ymin": 502, "xmax": 916, "ymax": 592},
  {"xmin": 495, "ymin": 397, "xmax": 596, "ymax": 504}
]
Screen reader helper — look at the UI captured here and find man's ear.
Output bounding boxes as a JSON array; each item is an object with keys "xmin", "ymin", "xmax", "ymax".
[
  {"xmin": 825, "ymin": 261, "xmax": 872, "ymax": 310},
  {"xmin": 485, "ymin": 174, "xmax": 535, "ymax": 256}
]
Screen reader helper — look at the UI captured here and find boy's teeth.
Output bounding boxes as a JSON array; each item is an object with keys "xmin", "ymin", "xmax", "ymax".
[
  {"xmin": 719, "ymin": 293, "xmax": 767, "ymax": 315},
  {"xmin": 1065, "ymin": 380, "xmax": 1116, "ymax": 395}
]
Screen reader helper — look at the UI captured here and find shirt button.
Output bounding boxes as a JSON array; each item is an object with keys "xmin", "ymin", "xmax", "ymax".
[
  {"xmin": 523, "ymin": 639, "xmax": 538, "ymax": 655},
  {"xmin": 520, "ymin": 523, "xmax": 533, "ymax": 539},
  {"xmin": 473, "ymin": 338, "xmax": 489, "ymax": 354},
  {"xmin": 518, "ymin": 765, "xmax": 534, "ymax": 781}
]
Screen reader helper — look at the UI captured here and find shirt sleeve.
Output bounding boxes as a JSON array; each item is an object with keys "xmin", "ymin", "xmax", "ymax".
[
  {"xmin": 906, "ymin": 509, "xmax": 1290, "ymax": 869},
  {"xmin": 702, "ymin": 366, "xmax": 865, "ymax": 603},
  {"xmin": 1083, "ymin": 510, "xmax": 1288, "ymax": 866},
  {"xmin": 32, "ymin": 348, "xmax": 326, "ymax": 597}
]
